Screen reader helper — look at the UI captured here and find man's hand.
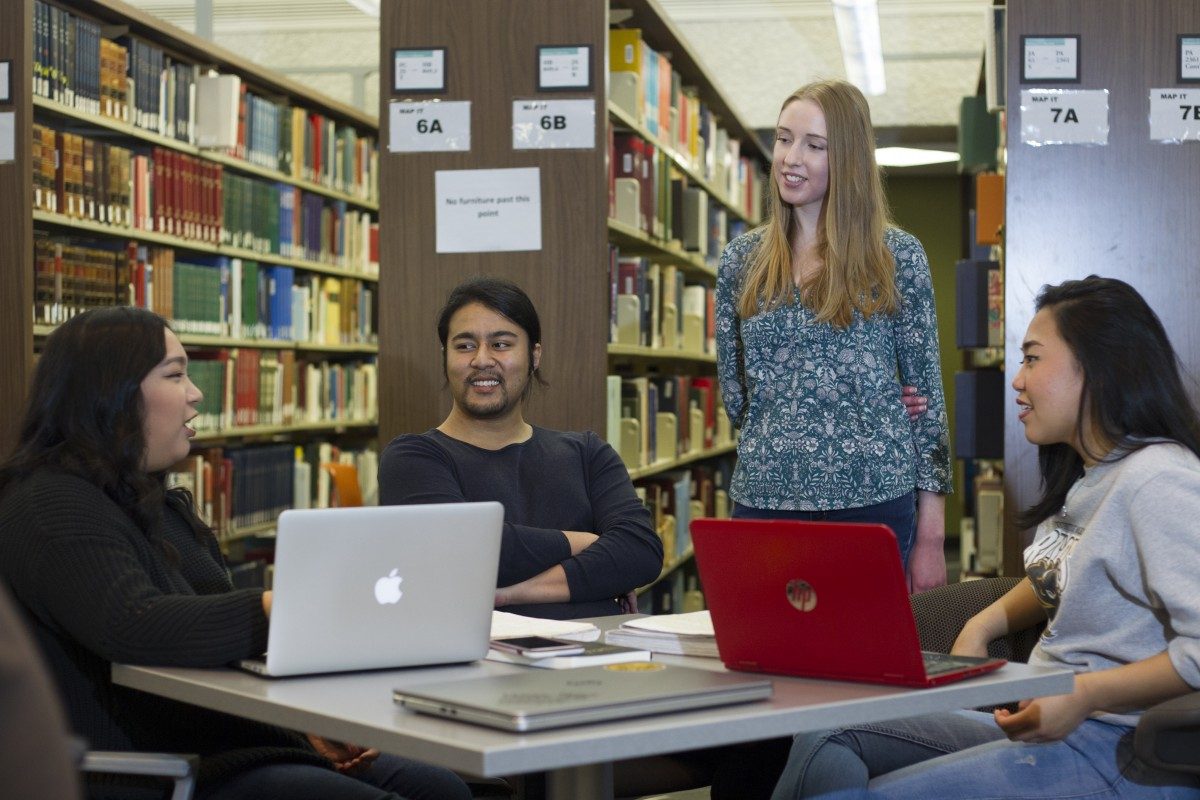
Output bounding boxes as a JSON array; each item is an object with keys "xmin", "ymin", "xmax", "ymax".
[
  {"xmin": 901, "ymin": 385, "xmax": 927, "ymax": 421},
  {"xmin": 307, "ymin": 734, "xmax": 380, "ymax": 775}
]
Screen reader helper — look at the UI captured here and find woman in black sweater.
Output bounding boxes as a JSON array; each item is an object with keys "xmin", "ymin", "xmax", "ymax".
[{"xmin": 0, "ymin": 307, "xmax": 470, "ymax": 800}]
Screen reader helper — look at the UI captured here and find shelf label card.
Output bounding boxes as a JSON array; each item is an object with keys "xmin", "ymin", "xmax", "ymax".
[
  {"xmin": 388, "ymin": 100, "xmax": 470, "ymax": 153},
  {"xmin": 1023, "ymin": 36, "xmax": 1078, "ymax": 81},
  {"xmin": 435, "ymin": 167, "xmax": 542, "ymax": 253},
  {"xmin": 0, "ymin": 60, "xmax": 10, "ymax": 103},
  {"xmin": 1020, "ymin": 89, "xmax": 1109, "ymax": 145},
  {"xmin": 393, "ymin": 48, "xmax": 445, "ymax": 93},
  {"xmin": 538, "ymin": 45, "xmax": 591, "ymax": 90},
  {"xmin": 1183, "ymin": 37, "xmax": 1200, "ymax": 82},
  {"xmin": 1150, "ymin": 88, "xmax": 1200, "ymax": 142},
  {"xmin": 512, "ymin": 99, "xmax": 596, "ymax": 150},
  {"xmin": 0, "ymin": 112, "xmax": 14, "ymax": 163}
]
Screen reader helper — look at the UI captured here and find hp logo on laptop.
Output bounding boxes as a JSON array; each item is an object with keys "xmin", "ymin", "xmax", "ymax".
[{"xmin": 786, "ymin": 579, "xmax": 818, "ymax": 612}]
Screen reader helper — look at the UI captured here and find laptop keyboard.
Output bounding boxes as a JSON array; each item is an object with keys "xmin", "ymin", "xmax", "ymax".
[{"xmin": 921, "ymin": 651, "xmax": 988, "ymax": 676}]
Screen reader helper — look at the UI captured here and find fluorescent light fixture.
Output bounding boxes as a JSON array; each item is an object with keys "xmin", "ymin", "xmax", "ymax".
[
  {"xmin": 832, "ymin": 0, "xmax": 886, "ymax": 96},
  {"xmin": 875, "ymin": 146, "xmax": 959, "ymax": 168},
  {"xmin": 344, "ymin": 0, "xmax": 379, "ymax": 17}
]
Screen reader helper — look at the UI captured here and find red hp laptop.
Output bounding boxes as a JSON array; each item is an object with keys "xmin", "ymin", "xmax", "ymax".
[{"xmin": 690, "ymin": 519, "xmax": 1006, "ymax": 688}]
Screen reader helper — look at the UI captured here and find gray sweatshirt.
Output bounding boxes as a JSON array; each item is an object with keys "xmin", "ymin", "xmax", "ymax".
[{"xmin": 1025, "ymin": 441, "xmax": 1200, "ymax": 725}]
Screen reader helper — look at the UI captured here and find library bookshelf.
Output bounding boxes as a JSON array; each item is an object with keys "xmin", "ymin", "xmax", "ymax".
[
  {"xmin": 0, "ymin": 0, "xmax": 381, "ymax": 543},
  {"xmin": 378, "ymin": 0, "xmax": 768, "ymax": 612}
]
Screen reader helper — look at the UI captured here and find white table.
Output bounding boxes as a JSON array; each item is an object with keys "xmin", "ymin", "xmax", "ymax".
[{"xmin": 114, "ymin": 654, "xmax": 1072, "ymax": 800}]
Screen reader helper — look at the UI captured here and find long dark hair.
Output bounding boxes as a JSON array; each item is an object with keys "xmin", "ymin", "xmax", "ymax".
[
  {"xmin": 0, "ymin": 307, "xmax": 201, "ymax": 540},
  {"xmin": 1019, "ymin": 276, "xmax": 1200, "ymax": 528},
  {"xmin": 435, "ymin": 277, "xmax": 549, "ymax": 397}
]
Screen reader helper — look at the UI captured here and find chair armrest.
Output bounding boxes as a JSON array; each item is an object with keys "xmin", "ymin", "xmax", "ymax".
[
  {"xmin": 1134, "ymin": 691, "xmax": 1200, "ymax": 774},
  {"xmin": 80, "ymin": 751, "xmax": 197, "ymax": 780}
]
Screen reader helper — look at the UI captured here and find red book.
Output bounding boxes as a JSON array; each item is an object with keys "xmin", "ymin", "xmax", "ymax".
[{"xmin": 689, "ymin": 376, "xmax": 717, "ymax": 449}]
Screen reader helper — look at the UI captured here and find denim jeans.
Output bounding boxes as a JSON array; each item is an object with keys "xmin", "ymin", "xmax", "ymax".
[
  {"xmin": 733, "ymin": 491, "xmax": 917, "ymax": 569},
  {"xmin": 770, "ymin": 710, "xmax": 1200, "ymax": 800},
  {"xmin": 200, "ymin": 752, "xmax": 473, "ymax": 800}
]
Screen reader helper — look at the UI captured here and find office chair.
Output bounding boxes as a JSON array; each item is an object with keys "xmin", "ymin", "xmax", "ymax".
[
  {"xmin": 76, "ymin": 744, "xmax": 198, "ymax": 800},
  {"xmin": 910, "ymin": 576, "xmax": 1200, "ymax": 775}
]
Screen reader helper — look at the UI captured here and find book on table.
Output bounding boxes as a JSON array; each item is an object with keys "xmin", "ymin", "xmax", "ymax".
[
  {"xmin": 604, "ymin": 610, "xmax": 719, "ymax": 658},
  {"xmin": 486, "ymin": 640, "xmax": 652, "ymax": 670}
]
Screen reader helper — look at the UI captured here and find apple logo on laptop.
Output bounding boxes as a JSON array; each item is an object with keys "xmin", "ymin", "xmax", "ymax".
[
  {"xmin": 786, "ymin": 578, "xmax": 817, "ymax": 612},
  {"xmin": 374, "ymin": 568, "xmax": 404, "ymax": 604}
]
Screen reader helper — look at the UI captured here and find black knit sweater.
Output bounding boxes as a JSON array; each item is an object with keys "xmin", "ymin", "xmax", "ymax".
[{"xmin": 0, "ymin": 469, "xmax": 329, "ymax": 792}]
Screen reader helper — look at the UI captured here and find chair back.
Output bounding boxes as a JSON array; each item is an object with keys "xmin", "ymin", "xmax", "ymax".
[{"xmin": 909, "ymin": 577, "xmax": 1044, "ymax": 662}]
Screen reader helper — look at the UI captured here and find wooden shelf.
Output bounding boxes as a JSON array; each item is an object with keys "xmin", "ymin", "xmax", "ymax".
[
  {"xmin": 33, "ymin": 210, "xmax": 380, "ymax": 282},
  {"xmin": 192, "ymin": 419, "xmax": 377, "ymax": 443},
  {"xmin": 222, "ymin": 520, "xmax": 277, "ymax": 542},
  {"xmin": 608, "ymin": 101, "xmax": 757, "ymax": 226},
  {"xmin": 34, "ymin": 325, "xmax": 378, "ymax": 354},
  {"xmin": 34, "ymin": 96, "xmax": 379, "ymax": 211},
  {"xmin": 626, "ymin": 442, "xmax": 737, "ymax": 481},
  {"xmin": 607, "ymin": 343, "xmax": 717, "ymax": 365},
  {"xmin": 606, "ymin": 218, "xmax": 716, "ymax": 280}
]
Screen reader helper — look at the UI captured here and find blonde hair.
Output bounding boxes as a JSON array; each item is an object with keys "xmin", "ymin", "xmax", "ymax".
[{"xmin": 738, "ymin": 79, "xmax": 898, "ymax": 327}]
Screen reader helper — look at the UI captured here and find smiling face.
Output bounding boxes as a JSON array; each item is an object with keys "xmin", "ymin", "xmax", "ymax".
[
  {"xmin": 1013, "ymin": 308, "xmax": 1090, "ymax": 457},
  {"xmin": 444, "ymin": 302, "xmax": 541, "ymax": 422},
  {"xmin": 140, "ymin": 328, "xmax": 202, "ymax": 472},
  {"xmin": 773, "ymin": 98, "xmax": 830, "ymax": 216}
]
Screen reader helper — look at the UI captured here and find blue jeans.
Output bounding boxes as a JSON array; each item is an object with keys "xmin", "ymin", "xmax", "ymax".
[
  {"xmin": 770, "ymin": 710, "xmax": 1200, "ymax": 800},
  {"xmin": 733, "ymin": 492, "xmax": 917, "ymax": 569},
  {"xmin": 200, "ymin": 752, "xmax": 473, "ymax": 800}
]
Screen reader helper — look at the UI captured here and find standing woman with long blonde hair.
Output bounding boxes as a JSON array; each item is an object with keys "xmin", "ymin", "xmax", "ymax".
[{"xmin": 715, "ymin": 79, "xmax": 951, "ymax": 592}]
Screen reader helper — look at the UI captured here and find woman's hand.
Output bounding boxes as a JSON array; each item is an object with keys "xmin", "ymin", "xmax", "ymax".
[
  {"xmin": 901, "ymin": 385, "xmax": 927, "ymax": 420},
  {"xmin": 307, "ymin": 734, "xmax": 380, "ymax": 775},
  {"xmin": 993, "ymin": 680, "xmax": 1095, "ymax": 743}
]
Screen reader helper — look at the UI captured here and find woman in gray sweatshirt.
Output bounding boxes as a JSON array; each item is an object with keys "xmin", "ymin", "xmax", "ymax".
[{"xmin": 772, "ymin": 276, "xmax": 1200, "ymax": 800}]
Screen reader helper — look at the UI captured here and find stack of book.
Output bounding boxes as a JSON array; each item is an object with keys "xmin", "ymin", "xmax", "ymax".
[{"xmin": 603, "ymin": 611, "xmax": 719, "ymax": 658}]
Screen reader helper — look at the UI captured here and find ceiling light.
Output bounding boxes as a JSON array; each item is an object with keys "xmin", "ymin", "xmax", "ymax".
[
  {"xmin": 875, "ymin": 147, "xmax": 959, "ymax": 168},
  {"xmin": 832, "ymin": 0, "xmax": 886, "ymax": 96},
  {"xmin": 344, "ymin": 0, "xmax": 379, "ymax": 17}
]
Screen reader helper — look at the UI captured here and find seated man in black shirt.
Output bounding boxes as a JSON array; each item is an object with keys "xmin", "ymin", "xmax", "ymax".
[{"xmin": 379, "ymin": 277, "xmax": 663, "ymax": 619}]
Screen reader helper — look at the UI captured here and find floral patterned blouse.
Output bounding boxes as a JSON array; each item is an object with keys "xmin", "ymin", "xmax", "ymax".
[{"xmin": 716, "ymin": 227, "xmax": 952, "ymax": 510}]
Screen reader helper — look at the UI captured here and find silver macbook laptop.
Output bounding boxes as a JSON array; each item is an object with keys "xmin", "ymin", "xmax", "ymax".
[
  {"xmin": 394, "ymin": 662, "xmax": 773, "ymax": 731},
  {"xmin": 238, "ymin": 502, "xmax": 503, "ymax": 677}
]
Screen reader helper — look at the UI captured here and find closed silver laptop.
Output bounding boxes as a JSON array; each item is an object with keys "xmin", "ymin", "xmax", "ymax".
[
  {"xmin": 239, "ymin": 502, "xmax": 503, "ymax": 677},
  {"xmin": 394, "ymin": 662, "xmax": 773, "ymax": 731}
]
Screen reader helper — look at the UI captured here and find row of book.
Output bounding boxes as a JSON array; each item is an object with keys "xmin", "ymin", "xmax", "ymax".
[
  {"xmin": 33, "ymin": 235, "xmax": 378, "ymax": 346},
  {"xmin": 168, "ymin": 442, "xmax": 379, "ymax": 540},
  {"xmin": 607, "ymin": 374, "xmax": 732, "ymax": 471},
  {"xmin": 609, "ymin": 253, "xmax": 717, "ymax": 355},
  {"xmin": 608, "ymin": 27, "xmax": 765, "ymax": 221},
  {"xmin": 610, "ymin": 129, "xmax": 752, "ymax": 254},
  {"xmin": 638, "ymin": 457, "xmax": 733, "ymax": 565},
  {"xmin": 187, "ymin": 350, "xmax": 377, "ymax": 432},
  {"xmin": 32, "ymin": 1, "xmax": 379, "ymax": 200},
  {"xmin": 32, "ymin": 123, "xmax": 380, "ymax": 273}
]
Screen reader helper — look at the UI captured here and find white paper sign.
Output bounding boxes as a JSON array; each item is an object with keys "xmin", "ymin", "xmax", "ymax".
[
  {"xmin": 435, "ymin": 167, "xmax": 541, "ymax": 253},
  {"xmin": 393, "ymin": 49, "xmax": 444, "ymax": 92},
  {"xmin": 1183, "ymin": 37, "xmax": 1200, "ymax": 82},
  {"xmin": 1149, "ymin": 89, "xmax": 1200, "ymax": 142},
  {"xmin": 0, "ymin": 112, "xmax": 14, "ymax": 163},
  {"xmin": 1020, "ymin": 89, "xmax": 1109, "ymax": 146},
  {"xmin": 0, "ymin": 61, "xmax": 10, "ymax": 103},
  {"xmin": 1023, "ymin": 36, "xmax": 1078, "ymax": 81},
  {"xmin": 388, "ymin": 100, "xmax": 470, "ymax": 153},
  {"xmin": 512, "ymin": 99, "xmax": 596, "ymax": 150},
  {"xmin": 538, "ymin": 46, "xmax": 590, "ymax": 89}
]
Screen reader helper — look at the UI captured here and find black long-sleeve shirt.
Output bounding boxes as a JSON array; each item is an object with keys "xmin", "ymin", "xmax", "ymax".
[
  {"xmin": 379, "ymin": 427, "xmax": 663, "ymax": 619},
  {"xmin": 0, "ymin": 470, "xmax": 326, "ymax": 790}
]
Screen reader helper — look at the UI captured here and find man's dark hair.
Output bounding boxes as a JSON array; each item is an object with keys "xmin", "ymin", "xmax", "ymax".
[{"xmin": 436, "ymin": 277, "xmax": 548, "ymax": 394}]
